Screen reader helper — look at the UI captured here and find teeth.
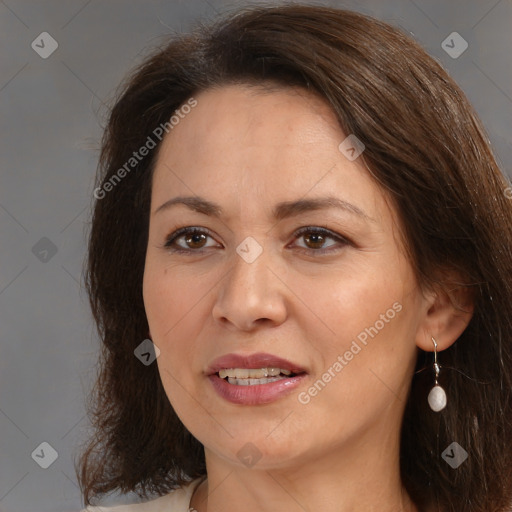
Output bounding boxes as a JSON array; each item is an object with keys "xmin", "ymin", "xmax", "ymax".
[
  {"xmin": 227, "ymin": 376, "xmax": 285, "ymax": 385},
  {"xmin": 218, "ymin": 367, "xmax": 294, "ymax": 379}
]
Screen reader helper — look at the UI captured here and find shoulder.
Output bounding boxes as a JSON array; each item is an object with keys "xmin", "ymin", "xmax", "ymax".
[{"xmin": 81, "ymin": 477, "xmax": 205, "ymax": 512}]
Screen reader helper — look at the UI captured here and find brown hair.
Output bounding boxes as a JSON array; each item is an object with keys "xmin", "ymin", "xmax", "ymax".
[{"xmin": 77, "ymin": 4, "xmax": 512, "ymax": 511}]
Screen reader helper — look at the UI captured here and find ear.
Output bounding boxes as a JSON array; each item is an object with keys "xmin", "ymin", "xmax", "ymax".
[{"xmin": 415, "ymin": 280, "xmax": 475, "ymax": 352}]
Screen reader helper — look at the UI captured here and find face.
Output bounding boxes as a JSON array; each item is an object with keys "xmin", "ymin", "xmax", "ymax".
[{"xmin": 143, "ymin": 84, "xmax": 431, "ymax": 470}]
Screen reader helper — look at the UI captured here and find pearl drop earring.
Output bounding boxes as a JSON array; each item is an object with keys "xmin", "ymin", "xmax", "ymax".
[{"xmin": 427, "ymin": 336, "xmax": 447, "ymax": 412}]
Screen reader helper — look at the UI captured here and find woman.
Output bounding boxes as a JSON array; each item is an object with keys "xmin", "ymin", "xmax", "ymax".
[{"xmin": 78, "ymin": 4, "xmax": 512, "ymax": 512}]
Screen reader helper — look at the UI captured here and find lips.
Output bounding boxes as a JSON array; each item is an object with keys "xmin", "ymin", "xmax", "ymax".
[{"xmin": 206, "ymin": 352, "xmax": 307, "ymax": 376}]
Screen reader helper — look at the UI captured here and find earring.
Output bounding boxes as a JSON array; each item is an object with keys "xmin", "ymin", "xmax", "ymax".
[{"xmin": 427, "ymin": 336, "xmax": 447, "ymax": 412}]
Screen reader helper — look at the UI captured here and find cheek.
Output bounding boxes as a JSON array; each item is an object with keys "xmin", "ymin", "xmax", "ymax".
[
  {"xmin": 143, "ymin": 268, "xmax": 198, "ymax": 415},
  {"xmin": 143, "ymin": 264, "xmax": 200, "ymax": 337},
  {"xmin": 299, "ymin": 263, "xmax": 416, "ymax": 399},
  {"xmin": 143, "ymin": 264, "xmax": 209, "ymax": 381},
  {"xmin": 298, "ymin": 262, "xmax": 404, "ymax": 340}
]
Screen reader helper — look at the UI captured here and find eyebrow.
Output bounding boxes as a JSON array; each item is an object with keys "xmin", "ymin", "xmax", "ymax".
[{"xmin": 154, "ymin": 195, "xmax": 374, "ymax": 222}]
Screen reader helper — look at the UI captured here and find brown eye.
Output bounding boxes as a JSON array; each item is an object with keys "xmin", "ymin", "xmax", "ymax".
[
  {"xmin": 292, "ymin": 227, "xmax": 351, "ymax": 254},
  {"xmin": 185, "ymin": 232, "xmax": 208, "ymax": 249},
  {"xmin": 303, "ymin": 231, "xmax": 326, "ymax": 249},
  {"xmin": 164, "ymin": 227, "xmax": 219, "ymax": 253}
]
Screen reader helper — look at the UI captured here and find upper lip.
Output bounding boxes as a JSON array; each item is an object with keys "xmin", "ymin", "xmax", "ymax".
[{"xmin": 206, "ymin": 352, "xmax": 307, "ymax": 376}]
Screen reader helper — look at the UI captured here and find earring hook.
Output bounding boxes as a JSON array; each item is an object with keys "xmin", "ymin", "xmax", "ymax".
[{"xmin": 432, "ymin": 336, "xmax": 440, "ymax": 385}]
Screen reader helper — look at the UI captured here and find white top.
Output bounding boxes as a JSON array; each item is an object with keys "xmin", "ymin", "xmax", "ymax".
[{"xmin": 82, "ymin": 477, "xmax": 206, "ymax": 512}]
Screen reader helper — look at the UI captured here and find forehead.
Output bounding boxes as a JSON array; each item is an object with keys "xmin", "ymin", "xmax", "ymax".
[
  {"xmin": 151, "ymin": 84, "xmax": 394, "ymax": 228},
  {"xmin": 189, "ymin": 83, "xmax": 340, "ymax": 138},
  {"xmin": 160, "ymin": 85, "xmax": 338, "ymax": 161},
  {"xmin": 153, "ymin": 84, "xmax": 358, "ymax": 184}
]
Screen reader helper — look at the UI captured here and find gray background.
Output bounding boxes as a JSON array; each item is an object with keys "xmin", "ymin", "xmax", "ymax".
[{"xmin": 1, "ymin": 0, "xmax": 511, "ymax": 511}]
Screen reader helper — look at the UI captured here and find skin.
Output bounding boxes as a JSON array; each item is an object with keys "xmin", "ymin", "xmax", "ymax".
[{"xmin": 142, "ymin": 84, "xmax": 473, "ymax": 512}]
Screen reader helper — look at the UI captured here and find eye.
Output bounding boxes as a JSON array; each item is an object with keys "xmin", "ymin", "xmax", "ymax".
[
  {"xmin": 163, "ymin": 226, "xmax": 351, "ymax": 255},
  {"xmin": 291, "ymin": 226, "xmax": 350, "ymax": 254},
  {"xmin": 164, "ymin": 227, "xmax": 219, "ymax": 253}
]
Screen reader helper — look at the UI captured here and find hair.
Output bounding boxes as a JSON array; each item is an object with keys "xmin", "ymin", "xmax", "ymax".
[{"xmin": 77, "ymin": 3, "xmax": 512, "ymax": 511}]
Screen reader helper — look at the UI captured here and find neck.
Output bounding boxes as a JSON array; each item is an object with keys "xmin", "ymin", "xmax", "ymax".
[{"xmin": 190, "ymin": 427, "xmax": 418, "ymax": 512}]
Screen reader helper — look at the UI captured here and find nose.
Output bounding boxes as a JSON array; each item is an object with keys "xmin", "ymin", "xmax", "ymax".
[{"xmin": 211, "ymin": 245, "xmax": 288, "ymax": 332}]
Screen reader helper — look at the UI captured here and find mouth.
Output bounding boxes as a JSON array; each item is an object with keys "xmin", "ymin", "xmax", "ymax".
[
  {"xmin": 206, "ymin": 352, "xmax": 308, "ymax": 405},
  {"xmin": 206, "ymin": 352, "xmax": 307, "ymax": 379},
  {"xmin": 216, "ymin": 367, "xmax": 306, "ymax": 386}
]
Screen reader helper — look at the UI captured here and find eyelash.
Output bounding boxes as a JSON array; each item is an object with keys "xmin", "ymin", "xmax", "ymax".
[{"xmin": 163, "ymin": 226, "xmax": 351, "ymax": 255}]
